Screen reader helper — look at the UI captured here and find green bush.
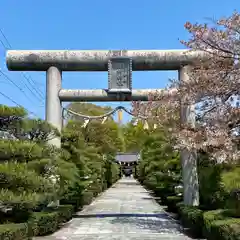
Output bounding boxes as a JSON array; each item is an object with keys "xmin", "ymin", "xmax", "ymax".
[
  {"xmin": 151, "ymin": 182, "xmax": 176, "ymax": 204},
  {"xmin": 28, "ymin": 211, "xmax": 58, "ymax": 236},
  {"xmin": 178, "ymin": 204, "xmax": 204, "ymax": 237},
  {"xmin": 142, "ymin": 179, "xmax": 156, "ymax": 190},
  {"xmin": 176, "ymin": 201, "xmax": 185, "ymax": 213},
  {"xmin": 0, "ymin": 140, "xmax": 44, "ymax": 161},
  {"xmin": 60, "ymin": 181, "xmax": 85, "ymax": 211},
  {"xmin": 221, "ymin": 167, "xmax": 240, "ymax": 216},
  {"xmin": 203, "ymin": 209, "xmax": 240, "ymax": 239},
  {"xmin": 166, "ymin": 195, "xmax": 183, "ymax": 213},
  {"xmin": 60, "ymin": 196, "xmax": 81, "ymax": 212},
  {"xmin": 81, "ymin": 190, "xmax": 94, "ymax": 206},
  {"xmin": 208, "ymin": 218, "xmax": 240, "ymax": 240},
  {"xmin": 0, "ymin": 162, "xmax": 53, "ymax": 194},
  {"xmin": 24, "ymin": 205, "xmax": 74, "ymax": 237},
  {"xmin": 109, "ymin": 161, "xmax": 121, "ymax": 185},
  {"xmin": 0, "ymin": 161, "xmax": 54, "ymax": 222},
  {"xmin": 56, "ymin": 205, "xmax": 74, "ymax": 223},
  {"xmin": 197, "ymin": 152, "xmax": 226, "ymax": 210},
  {"xmin": 0, "ymin": 223, "xmax": 28, "ymax": 240},
  {"xmin": 46, "ymin": 205, "xmax": 74, "ymax": 224},
  {"xmin": 90, "ymin": 181, "xmax": 103, "ymax": 197},
  {"xmin": 203, "ymin": 209, "xmax": 227, "ymax": 236},
  {"xmin": 0, "ymin": 104, "xmax": 26, "ymax": 117}
]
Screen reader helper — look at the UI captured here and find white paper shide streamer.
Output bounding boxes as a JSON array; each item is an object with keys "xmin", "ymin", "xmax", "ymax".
[
  {"xmin": 82, "ymin": 118, "xmax": 90, "ymax": 128},
  {"xmin": 101, "ymin": 116, "xmax": 108, "ymax": 124},
  {"xmin": 143, "ymin": 120, "xmax": 149, "ymax": 129},
  {"xmin": 133, "ymin": 118, "xmax": 139, "ymax": 126}
]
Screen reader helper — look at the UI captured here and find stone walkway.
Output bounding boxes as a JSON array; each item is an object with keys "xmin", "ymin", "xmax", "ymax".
[{"xmin": 35, "ymin": 177, "xmax": 196, "ymax": 240}]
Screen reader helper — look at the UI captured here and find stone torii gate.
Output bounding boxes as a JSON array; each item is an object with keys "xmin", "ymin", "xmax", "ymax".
[{"xmin": 6, "ymin": 49, "xmax": 207, "ymax": 206}]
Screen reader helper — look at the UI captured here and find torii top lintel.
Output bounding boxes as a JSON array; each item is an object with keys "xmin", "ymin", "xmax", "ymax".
[{"xmin": 6, "ymin": 49, "xmax": 208, "ymax": 71}]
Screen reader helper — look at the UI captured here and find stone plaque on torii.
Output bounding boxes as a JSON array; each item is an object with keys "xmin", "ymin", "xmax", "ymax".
[{"xmin": 108, "ymin": 57, "xmax": 132, "ymax": 94}]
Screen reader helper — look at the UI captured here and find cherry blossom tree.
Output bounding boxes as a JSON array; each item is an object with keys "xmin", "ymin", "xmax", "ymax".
[{"xmin": 132, "ymin": 11, "xmax": 240, "ymax": 163}]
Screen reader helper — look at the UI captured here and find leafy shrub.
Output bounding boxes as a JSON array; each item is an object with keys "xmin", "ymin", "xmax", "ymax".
[
  {"xmin": 57, "ymin": 205, "xmax": 74, "ymax": 223},
  {"xmin": 28, "ymin": 211, "xmax": 58, "ymax": 236},
  {"xmin": 203, "ymin": 209, "xmax": 240, "ymax": 239},
  {"xmin": 208, "ymin": 218, "xmax": 240, "ymax": 240},
  {"xmin": 60, "ymin": 196, "xmax": 81, "ymax": 212},
  {"xmin": 46, "ymin": 205, "xmax": 74, "ymax": 224},
  {"xmin": 0, "ymin": 162, "xmax": 54, "ymax": 221},
  {"xmin": 203, "ymin": 209, "xmax": 228, "ymax": 235},
  {"xmin": 80, "ymin": 190, "xmax": 94, "ymax": 206},
  {"xmin": 176, "ymin": 201, "xmax": 185, "ymax": 213},
  {"xmin": 198, "ymin": 153, "xmax": 226, "ymax": 210},
  {"xmin": 60, "ymin": 181, "xmax": 86, "ymax": 211},
  {"xmin": 88, "ymin": 180, "xmax": 103, "ymax": 197},
  {"xmin": 221, "ymin": 167, "xmax": 240, "ymax": 216},
  {"xmin": 27, "ymin": 205, "xmax": 74, "ymax": 237},
  {"xmin": 0, "ymin": 223, "xmax": 28, "ymax": 240},
  {"xmin": 0, "ymin": 162, "xmax": 53, "ymax": 193},
  {"xmin": 0, "ymin": 140, "xmax": 44, "ymax": 161},
  {"xmin": 111, "ymin": 162, "xmax": 121, "ymax": 184},
  {"xmin": 178, "ymin": 204, "xmax": 204, "ymax": 237},
  {"xmin": 0, "ymin": 105, "xmax": 26, "ymax": 117},
  {"xmin": 166, "ymin": 195, "xmax": 183, "ymax": 213}
]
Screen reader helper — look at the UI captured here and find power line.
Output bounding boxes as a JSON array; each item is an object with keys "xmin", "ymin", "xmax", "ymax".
[
  {"xmin": 0, "ymin": 91, "xmax": 38, "ymax": 117},
  {"xmin": 0, "ymin": 70, "xmax": 37, "ymax": 103},
  {"xmin": 0, "ymin": 28, "xmax": 11, "ymax": 49},
  {"xmin": 0, "ymin": 38, "xmax": 8, "ymax": 49},
  {"xmin": 0, "ymin": 27, "xmax": 45, "ymax": 103},
  {"xmin": 0, "ymin": 27, "xmax": 44, "ymax": 118},
  {"xmin": 20, "ymin": 73, "xmax": 44, "ymax": 102},
  {"xmin": 0, "ymin": 68, "xmax": 44, "ymax": 104}
]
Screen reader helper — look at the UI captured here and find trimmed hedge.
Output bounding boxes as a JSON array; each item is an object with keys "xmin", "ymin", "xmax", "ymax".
[
  {"xmin": 203, "ymin": 210, "xmax": 240, "ymax": 240},
  {"xmin": 56, "ymin": 205, "xmax": 74, "ymax": 223},
  {"xmin": 0, "ymin": 223, "xmax": 28, "ymax": 240},
  {"xmin": 0, "ymin": 189, "xmax": 111, "ymax": 239},
  {"xmin": 208, "ymin": 218, "xmax": 240, "ymax": 240},
  {"xmin": 28, "ymin": 204, "xmax": 74, "ymax": 236},
  {"xmin": 45, "ymin": 205, "xmax": 74, "ymax": 224},
  {"xmin": 175, "ymin": 202, "xmax": 240, "ymax": 239},
  {"xmin": 0, "ymin": 140, "xmax": 48, "ymax": 161},
  {"xmin": 166, "ymin": 195, "xmax": 182, "ymax": 213},
  {"xmin": 177, "ymin": 203, "xmax": 204, "ymax": 237},
  {"xmin": 81, "ymin": 190, "xmax": 94, "ymax": 206},
  {"xmin": 28, "ymin": 211, "xmax": 59, "ymax": 236}
]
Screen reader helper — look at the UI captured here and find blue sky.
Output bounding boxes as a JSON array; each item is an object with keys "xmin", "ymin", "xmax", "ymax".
[{"xmin": 0, "ymin": 0, "xmax": 239, "ymax": 122}]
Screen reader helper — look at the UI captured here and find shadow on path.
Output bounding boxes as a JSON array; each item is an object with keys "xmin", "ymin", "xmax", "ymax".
[
  {"xmin": 73, "ymin": 213, "xmax": 171, "ymax": 219},
  {"xmin": 116, "ymin": 181, "xmax": 139, "ymax": 186},
  {"xmin": 111, "ymin": 216, "xmax": 183, "ymax": 234}
]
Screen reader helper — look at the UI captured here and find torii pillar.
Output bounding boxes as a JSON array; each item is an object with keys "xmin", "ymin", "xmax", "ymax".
[
  {"xmin": 46, "ymin": 66, "xmax": 62, "ymax": 147},
  {"xmin": 179, "ymin": 65, "xmax": 199, "ymax": 206}
]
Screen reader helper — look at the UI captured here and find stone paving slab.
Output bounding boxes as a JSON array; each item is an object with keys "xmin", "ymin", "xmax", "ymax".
[{"xmin": 34, "ymin": 177, "xmax": 199, "ymax": 239}]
